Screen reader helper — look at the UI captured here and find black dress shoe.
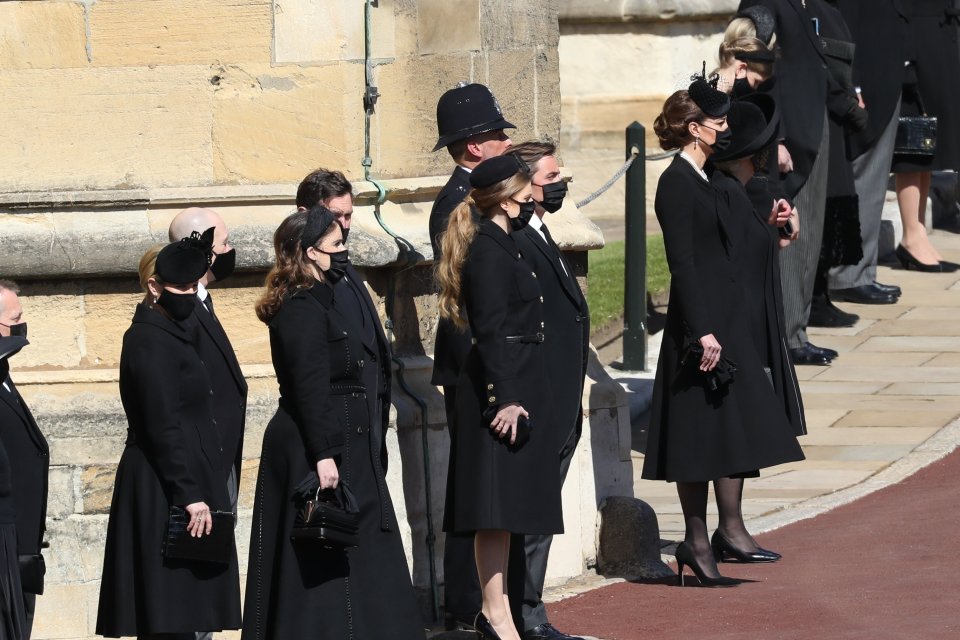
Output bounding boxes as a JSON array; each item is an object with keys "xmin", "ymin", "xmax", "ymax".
[
  {"xmin": 895, "ymin": 245, "xmax": 942, "ymax": 272},
  {"xmin": 807, "ymin": 342, "xmax": 838, "ymax": 359},
  {"xmin": 524, "ymin": 623, "xmax": 585, "ymax": 640},
  {"xmin": 808, "ymin": 295, "xmax": 859, "ymax": 328},
  {"xmin": 711, "ymin": 530, "xmax": 780, "ymax": 563},
  {"xmin": 446, "ymin": 612, "xmax": 479, "ymax": 632},
  {"xmin": 474, "ymin": 612, "xmax": 503, "ymax": 640},
  {"xmin": 829, "ymin": 284, "xmax": 898, "ymax": 305},
  {"xmin": 873, "ymin": 281, "xmax": 902, "ymax": 296},
  {"xmin": 790, "ymin": 344, "xmax": 831, "ymax": 366}
]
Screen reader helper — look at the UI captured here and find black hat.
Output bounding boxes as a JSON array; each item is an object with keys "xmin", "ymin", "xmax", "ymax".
[
  {"xmin": 711, "ymin": 93, "xmax": 780, "ymax": 163},
  {"xmin": 300, "ymin": 204, "xmax": 338, "ymax": 249},
  {"xmin": 736, "ymin": 5, "xmax": 776, "ymax": 46},
  {"xmin": 156, "ymin": 237, "xmax": 211, "ymax": 285},
  {"xmin": 689, "ymin": 78, "xmax": 731, "ymax": 118},
  {"xmin": 433, "ymin": 82, "xmax": 516, "ymax": 152},
  {"xmin": 469, "ymin": 154, "xmax": 530, "ymax": 190}
]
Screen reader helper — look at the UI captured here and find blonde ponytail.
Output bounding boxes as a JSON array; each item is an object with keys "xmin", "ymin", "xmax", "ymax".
[{"xmin": 436, "ymin": 198, "xmax": 479, "ymax": 329}]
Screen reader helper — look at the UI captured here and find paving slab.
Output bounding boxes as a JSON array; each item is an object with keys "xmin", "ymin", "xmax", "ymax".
[
  {"xmin": 813, "ymin": 364, "xmax": 960, "ymax": 382},
  {"xmin": 834, "ymin": 408, "xmax": 959, "ymax": 428}
]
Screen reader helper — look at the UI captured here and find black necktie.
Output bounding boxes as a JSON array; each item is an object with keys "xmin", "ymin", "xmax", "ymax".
[
  {"xmin": 203, "ymin": 293, "xmax": 217, "ymax": 319},
  {"xmin": 540, "ymin": 223, "xmax": 569, "ymax": 278}
]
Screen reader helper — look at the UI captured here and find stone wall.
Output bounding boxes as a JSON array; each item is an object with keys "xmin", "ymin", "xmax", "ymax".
[{"xmin": 1, "ymin": 1, "xmax": 635, "ymax": 637}]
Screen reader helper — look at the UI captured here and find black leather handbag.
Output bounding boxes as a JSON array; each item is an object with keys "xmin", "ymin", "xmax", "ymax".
[
  {"xmin": 162, "ymin": 506, "xmax": 235, "ymax": 564},
  {"xmin": 291, "ymin": 478, "xmax": 360, "ymax": 549},
  {"xmin": 18, "ymin": 553, "xmax": 45, "ymax": 595},
  {"xmin": 896, "ymin": 71, "xmax": 937, "ymax": 156}
]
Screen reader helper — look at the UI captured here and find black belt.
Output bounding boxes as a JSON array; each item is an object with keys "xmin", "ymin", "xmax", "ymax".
[{"xmin": 505, "ymin": 332, "xmax": 545, "ymax": 344}]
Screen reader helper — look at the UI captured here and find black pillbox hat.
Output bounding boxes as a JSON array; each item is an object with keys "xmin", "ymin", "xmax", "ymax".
[{"xmin": 469, "ymin": 154, "xmax": 530, "ymax": 190}]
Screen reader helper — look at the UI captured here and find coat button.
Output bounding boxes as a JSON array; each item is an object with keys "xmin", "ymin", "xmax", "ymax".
[
  {"xmin": 488, "ymin": 396, "xmax": 496, "ymax": 403},
  {"xmin": 212, "ymin": 418, "xmax": 217, "ymax": 425},
  {"xmin": 539, "ymin": 296, "xmax": 544, "ymax": 303},
  {"xmin": 532, "ymin": 272, "xmax": 537, "ymax": 278},
  {"xmin": 487, "ymin": 384, "xmax": 494, "ymax": 390},
  {"xmin": 541, "ymin": 321, "xmax": 545, "ymax": 328},
  {"xmin": 343, "ymin": 331, "xmax": 348, "ymax": 336},
  {"xmin": 209, "ymin": 389, "xmax": 214, "ymax": 396}
]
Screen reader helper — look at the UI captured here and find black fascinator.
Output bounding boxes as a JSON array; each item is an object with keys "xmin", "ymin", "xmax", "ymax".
[
  {"xmin": 300, "ymin": 204, "xmax": 339, "ymax": 249},
  {"xmin": 688, "ymin": 63, "xmax": 730, "ymax": 118}
]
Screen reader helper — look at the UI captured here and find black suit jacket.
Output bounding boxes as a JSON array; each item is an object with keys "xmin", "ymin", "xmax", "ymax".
[
  {"xmin": 836, "ymin": 0, "xmax": 908, "ymax": 158},
  {"xmin": 0, "ymin": 372, "xmax": 49, "ymax": 561},
  {"xmin": 513, "ymin": 222, "xmax": 590, "ymax": 452},
  {"xmin": 195, "ymin": 293, "xmax": 247, "ymax": 485},
  {"xmin": 430, "ymin": 166, "xmax": 475, "ymax": 386}
]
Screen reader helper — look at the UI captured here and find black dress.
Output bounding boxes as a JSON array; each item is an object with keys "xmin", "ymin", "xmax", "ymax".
[
  {"xmin": 241, "ymin": 283, "xmax": 423, "ymax": 640},
  {"xmin": 892, "ymin": 0, "xmax": 960, "ymax": 172},
  {"xmin": 641, "ymin": 157, "xmax": 805, "ymax": 483},
  {"xmin": 444, "ymin": 219, "xmax": 563, "ymax": 535},
  {"xmin": 97, "ymin": 305, "xmax": 241, "ymax": 637},
  {"xmin": 0, "ymin": 418, "xmax": 25, "ymax": 640}
]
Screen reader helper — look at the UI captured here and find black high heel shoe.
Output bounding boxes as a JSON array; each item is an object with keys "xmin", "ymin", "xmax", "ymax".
[
  {"xmin": 895, "ymin": 245, "xmax": 943, "ymax": 273},
  {"xmin": 711, "ymin": 530, "xmax": 780, "ymax": 563},
  {"xmin": 473, "ymin": 612, "xmax": 503, "ymax": 640},
  {"xmin": 674, "ymin": 542, "xmax": 738, "ymax": 587}
]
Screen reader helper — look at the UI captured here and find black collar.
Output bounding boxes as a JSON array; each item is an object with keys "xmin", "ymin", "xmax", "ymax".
[
  {"xmin": 478, "ymin": 218, "xmax": 519, "ymax": 258},
  {"xmin": 131, "ymin": 303, "xmax": 196, "ymax": 342}
]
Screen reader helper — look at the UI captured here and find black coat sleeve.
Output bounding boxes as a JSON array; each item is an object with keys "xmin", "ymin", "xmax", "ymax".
[
  {"xmin": 464, "ymin": 239, "xmax": 523, "ymax": 407},
  {"xmin": 655, "ymin": 169, "xmax": 714, "ymax": 340},
  {"xmin": 273, "ymin": 295, "xmax": 344, "ymax": 463},
  {"xmin": 124, "ymin": 338, "xmax": 202, "ymax": 506}
]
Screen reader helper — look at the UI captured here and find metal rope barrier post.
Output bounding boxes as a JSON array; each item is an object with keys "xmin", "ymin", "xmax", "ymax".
[{"xmin": 623, "ymin": 122, "xmax": 647, "ymax": 371}]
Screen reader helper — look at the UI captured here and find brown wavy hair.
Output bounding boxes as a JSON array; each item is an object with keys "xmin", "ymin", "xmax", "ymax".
[
  {"xmin": 653, "ymin": 90, "xmax": 706, "ymax": 151},
  {"xmin": 255, "ymin": 210, "xmax": 336, "ymax": 323},
  {"xmin": 436, "ymin": 171, "xmax": 531, "ymax": 329}
]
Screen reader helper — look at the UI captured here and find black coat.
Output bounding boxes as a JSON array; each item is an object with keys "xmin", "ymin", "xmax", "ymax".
[
  {"xmin": 641, "ymin": 157, "xmax": 805, "ymax": 482},
  {"xmin": 241, "ymin": 283, "xmax": 423, "ymax": 640},
  {"xmin": 430, "ymin": 166, "xmax": 474, "ymax": 387},
  {"xmin": 0, "ymin": 370, "xmax": 48, "ymax": 590},
  {"xmin": 836, "ymin": 0, "xmax": 908, "ymax": 158},
  {"xmin": 739, "ymin": 0, "xmax": 854, "ymax": 197},
  {"xmin": 444, "ymin": 219, "xmax": 563, "ymax": 535},
  {"xmin": 194, "ymin": 293, "xmax": 247, "ymax": 486},
  {"xmin": 513, "ymin": 221, "xmax": 589, "ymax": 455},
  {"xmin": 97, "ymin": 305, "xmax": 241, "ymax": 637}
]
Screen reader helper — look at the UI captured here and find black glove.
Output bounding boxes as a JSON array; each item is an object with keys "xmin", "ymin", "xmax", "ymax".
[{"xmin": 843, "ymin": 104, "xmax": 869, "ymax": 132}]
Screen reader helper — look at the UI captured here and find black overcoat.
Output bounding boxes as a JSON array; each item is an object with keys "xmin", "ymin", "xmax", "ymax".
[
  {"xmin": 513, "ymin": 222, "xmax": 590, "ymax": 455},
  {"xmin": 739, "ymin": 0, "xmax": 852, "ymax": 197},
  {"xmin": 836, "ymin": 0, "xmax": 908, "ymax": 159},
  {"xmin": 641, "ymin": 157, "xmax": 805, "ymax": 482},
  {"xmin": 194, "ymin": 294, "xmax": 247, "ymax": 486},
  {"xmin": 0, "ymin": 369, "xmax": 48, "ymax": 592},
  {"xmin": 97, "ymin": 304, "xmax": 241, "ymax": 637},
  {"xmin": 241, "ymin": 283, "xmax": 423, "ymax": 640},
  {"xmin": 444, "ymin": 219, "xmax": 563, "ymax": 535},
  {"xmin": 430, "ymin": 166, "xmax": 474, "ymax": 387}
]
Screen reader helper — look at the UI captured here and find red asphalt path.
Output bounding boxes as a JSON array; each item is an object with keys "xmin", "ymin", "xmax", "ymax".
[{"xmin": 548, "ymin": 448, "xmax": 960, "ymax": 640}]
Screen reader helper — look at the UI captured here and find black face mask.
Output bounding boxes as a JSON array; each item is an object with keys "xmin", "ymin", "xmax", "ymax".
[
  {"xmin": 536, "ymin": 181, "xmax": 568, "ymax": 213},
  {"xmin": 732, "ymin": 77, "xmax": 753, "ymax": 98},
  {"xmin": 320, "ymin": 249, "xmax": 350, "ymax": 285},
  {"xmin": 157, "ymin": 290, "xmax": 197, "ymax": 322},
  {"xmin": 209, "ymin": 248, "xmax": 236, "ymax": 282},
  {"xmin": 2, "ymin": 322, "xmax": 27, "ymax": 339},
  {"xmin": 509, "ymin": 200, "xmax": 537, "ymax": 231},
  {"xmin": 703, "ymin": 125, "xmax": 733, "ymax": 153}
]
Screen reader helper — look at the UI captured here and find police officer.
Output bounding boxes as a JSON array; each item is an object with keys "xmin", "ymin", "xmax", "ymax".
[
  {"xmin": 429, "ymin": 82, "xmax": 514, "ymax": 631},
  {"xmin": 508, "ymin": 143, "xmax": 588, "ymax": 640},
  {"xmin": 0, "ymin": 279, "xmax": 49, "ymax": 640}
]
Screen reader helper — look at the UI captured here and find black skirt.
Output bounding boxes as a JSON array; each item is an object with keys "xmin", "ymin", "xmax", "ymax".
[{"xmin": 0, "ymin": 524, "xmax": 24, "ymax": 640}]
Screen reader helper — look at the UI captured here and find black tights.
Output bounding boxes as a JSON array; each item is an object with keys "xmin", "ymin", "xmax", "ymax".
[{"xmin": 676, "ymin": 478, "xmax": 758, "ymax": 578}]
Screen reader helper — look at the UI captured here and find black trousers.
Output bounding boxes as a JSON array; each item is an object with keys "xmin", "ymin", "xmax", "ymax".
[{"xmin": 442, "ymin": 386, "xmax": 483, "ymax": 619}]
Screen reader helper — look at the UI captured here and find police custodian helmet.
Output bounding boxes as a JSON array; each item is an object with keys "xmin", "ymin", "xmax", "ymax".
[{"xmin": 433, "ymin": 82, "xmax": 516, "ymax": 152}]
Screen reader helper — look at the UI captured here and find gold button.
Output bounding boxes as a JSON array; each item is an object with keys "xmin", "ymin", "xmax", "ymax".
[
  {"xmin": 488, "ymin": 396, "xmax": 496, "ymax": 403},
  {"xmin": 541, "ymin": 321, "xmax": 545, "ymax": 328},
  {"xmin": 532, "ymin": 272, "xmax": 537, "ymax": 278},
  {"xmin": 487, "ymin": 384, "xmax": 494, "ymax": 390},
  {"xmin": 539, "ymin": 296, "xmax": 544, "ymax": 303}
]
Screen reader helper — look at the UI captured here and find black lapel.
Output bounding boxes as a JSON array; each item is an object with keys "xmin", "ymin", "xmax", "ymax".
[
  {"xmin": 195, "ymin": 296, "xmax": 247, "ymax": 393},
  {"xmin": 478, "ymin": 218, "xmax": 521, "ymax": 258},
  {"xmin": 787, "ymin": 0, "xmax": 830, "ymax": 58},
  {"xmin": 2, "ymin": 377, "xmax": 48, "ymax": 453},
  {"xmin": 345, "ymin": 264, "xmax": 390, "ymax": 360},
  {"xmin": 521, "ymin": 226, "xmax": 584, "ymax": 309}
]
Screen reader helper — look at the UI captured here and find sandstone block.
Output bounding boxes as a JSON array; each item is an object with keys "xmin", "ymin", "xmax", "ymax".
[
  {"xmin": 596, "ymin": 496, "xmax": 673, "ymax": 579},
  {"xmin": 274, "ymin": 0, "xmax": 395, "ymax": 63},
  {"xmin": 44, "ymin": 515, "xmax": 110, "ymax": 585},
  {"xmin": 0, "ymin": 1, "xmax": 88, "ymax": 70},
  {"xmin": 559, "ymin": 0, "xmax": 738, "ymax": 22},
  {"xmin": 82, "ymin": 287, "xmax": 145, "ymax": 368},
  {"xmin": 212, "ymin": 63, "xmax": 364, "ymax": 184},
  {"xmin": 17, "ymin": 283, "xmax": 85, "ymax": 368},
  {"xmin": 0, "ymin": 66, "xmax": 215, "ymax": 193},
  {"xmin": 480, "ymin": 48, "xmax": 542, "ymax": 142},
  {"xmin": 417, "ymin": 0, "xmax": 481, "ymax": 55},
  {"xmin": 89, "ymin": 0, "xmax": 272, "ymax": 67},
  {"xmin": 46, "ymin": 467, "xmax": 78, "ymax": 519},
  {"xmin": 80, "ymin": 465, "xmax": 119, "ymax": 515},
  {"xmin": 481, "ymin": 0, "xmax": 557, "ymax": 52},
  {"xmin": 31, "ymin": 582, "xmax": 92, "ymax": 639}
]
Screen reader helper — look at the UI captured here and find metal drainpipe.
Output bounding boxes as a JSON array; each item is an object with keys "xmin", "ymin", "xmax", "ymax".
[{"xmin": 363, "ymin": 0, "xmax": 441, "ymax": 623}]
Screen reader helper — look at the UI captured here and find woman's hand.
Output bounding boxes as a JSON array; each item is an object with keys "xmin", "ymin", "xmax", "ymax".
[
  {"xmin": 489, "ymin": 402, "xmax": 529, "ymax": 446},
  {"xmin": 698, "ymin": 334, "xmax": 722, "ymax": 372},
  {"xmin": 185, "ymin": 501, "xmax": 212, "ymax": 538},
  {"xmin": 777, "ymin": 144, "xmax": 794, "ymax": 174},
  {"xmin": 317, "ymin": 458, "xmax": 339, "ymax": 490},
  {"xmin": 768, "ymin": 199, "xmax": 792, "ymax": 227}
]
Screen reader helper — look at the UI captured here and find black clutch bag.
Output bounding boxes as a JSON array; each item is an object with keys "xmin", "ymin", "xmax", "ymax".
[
  {"xmin": 895, "ymin": 116, "xmax": 937, "ymax": 156},
  {"xmin": 481, "ymin": 406, "xmax": 533, "ymax": 450},
  {"xmin": 291, "ymin": 479, "xmax": 360, "ymax": 549},
  {"xmin": 162, "ymin": 506, "xmax": 235, "ymax": 564},
  {"xmin": 18, "ymin": 553, "xmax": 45, "ymax": 595}
]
